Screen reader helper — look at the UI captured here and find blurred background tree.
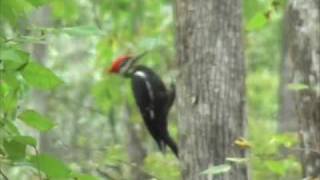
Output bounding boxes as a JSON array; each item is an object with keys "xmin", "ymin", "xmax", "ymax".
[{"xmin": 1, "ymin": 0, "xmax": 315, "ymax": 179}]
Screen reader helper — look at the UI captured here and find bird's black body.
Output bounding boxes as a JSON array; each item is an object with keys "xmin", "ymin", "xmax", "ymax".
[{"xmin": 129, "ymin": 65, "xmax": 178, "ymax": 157}]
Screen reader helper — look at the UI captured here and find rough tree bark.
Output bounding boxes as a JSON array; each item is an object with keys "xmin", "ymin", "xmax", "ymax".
[
  {"xmin": 175, "ymin": 0, "xmax": 248, "ymax": 180},
  {"xmin": 284, "ymin": 0, "xmax": 320, "ymax": 178},
  {"xmin": 278, "ymin": 48, "xmax": 298, "ymax": 132}
]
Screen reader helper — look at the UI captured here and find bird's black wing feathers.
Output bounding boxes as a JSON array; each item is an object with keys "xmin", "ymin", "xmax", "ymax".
[
  {"xmin": 131, "ymin": 66, "xmax": 168, "ymax": 118},
  {"xmin": 130, "ymin": 66, "xmax": 178, "ymax": 157},
  {"xmin": 131, "ymin": 74, "xmax": 156, "ymax": 120}
]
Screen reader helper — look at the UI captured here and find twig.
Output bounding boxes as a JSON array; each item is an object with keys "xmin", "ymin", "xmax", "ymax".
[
  {"xmin": 33, "ymin": 146, "xmax": 43, "ymax": 180},
  {"xmin": 291, "ymin": 147, "xmax": 320, "ymax": 155},
  {"xmin": 0, "ymin": 168, "xmax": 9, "ymax": 180},
  {"xmin": 253, "ymin": 146, "xmax": 320, "ymax": 161}
]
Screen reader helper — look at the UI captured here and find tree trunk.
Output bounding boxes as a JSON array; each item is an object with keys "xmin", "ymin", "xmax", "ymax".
[
  {"xmin": 284, "ymin": 0, "xmax": 320, "ymax": 178},
  {"xmin": 124, "ymin": 104, "xmax": 150, "ymax": 180},
  {"xmin": 28, "ymin": 6, "xmax": 52, "ymax": 154},
  {"xmin": 278, "ymin": 46, "xmax": 298, "ymax": 132},
  {"xmin": 175, "ymin": 0, "xmax": 248, "ymax": 180}
]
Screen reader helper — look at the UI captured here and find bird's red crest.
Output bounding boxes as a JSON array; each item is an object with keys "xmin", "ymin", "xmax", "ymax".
[{"xmin": 108, "ymin": 55, "xmax": 131, "ymax": 73}]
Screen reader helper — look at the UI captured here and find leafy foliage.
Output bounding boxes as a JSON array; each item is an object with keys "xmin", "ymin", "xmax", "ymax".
[
  {"xmin": 30, "ymin": 154, "xmax": 71, "ymax": 178},
  {"xmin": 143, "ymin": 153, "xmax": 181, "ymax": 180},
  {"xmin": 0, "ymin": 1, "xmax": 98, "ymax": 179},
  {"xmin": 21, "ymin": 62, "xmax": 63, "ymax": 89},
  {"xmin": 18, "ymin": 110, "xmax": 55, "ymax": 131},
  {"xmin": 0, "ymin": 0, "xmax": 303, "ymax": 179},
  {"xmin": 245, "ymin": 0, "xmax": 301, "ymax": 179}
]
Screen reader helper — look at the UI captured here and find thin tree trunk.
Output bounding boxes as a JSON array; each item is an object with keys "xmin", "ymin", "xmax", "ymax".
[
  {"xmin": 175, "ymin": 0, "xmax": 248, "ymax": 180},
  {"xmin": 124, "ymin": 104, "xmax": 149, "ymax": 180},
  {"xmin": 284, "ymin": 0, "xmax": 320, "ymax": 178},
  {"xmin": 28, "ymin": 6, "xmax": 52, "ymax": 153},
  {"xmin": 278, "ymin": 47, "xmax": 298, "ymax": 132}
]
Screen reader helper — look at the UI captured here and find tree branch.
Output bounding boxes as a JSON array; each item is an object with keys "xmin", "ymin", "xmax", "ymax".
[{"xmin": 0, "ymin": 168, "xmax": 9, "ymax": 180}]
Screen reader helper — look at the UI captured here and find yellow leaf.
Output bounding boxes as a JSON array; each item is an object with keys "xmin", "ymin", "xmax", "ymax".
[{"xmin": 234, "ymin": 137, "xmax": 251, "ymax": 149}]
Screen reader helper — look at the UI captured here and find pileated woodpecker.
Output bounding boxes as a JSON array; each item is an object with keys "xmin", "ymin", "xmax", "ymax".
[{"xmin": 107, "ymin": 52, "xmax": 178, "ymax": 157}]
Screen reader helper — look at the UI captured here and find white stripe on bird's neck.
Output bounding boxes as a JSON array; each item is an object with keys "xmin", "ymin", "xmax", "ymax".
[
  {"xmin": 134, "ymin": 71, "xmax": 147, "ymax": 78},
  {"xmin": 134, "ymin": 70, "xmax": 155, "ymax": 119}
]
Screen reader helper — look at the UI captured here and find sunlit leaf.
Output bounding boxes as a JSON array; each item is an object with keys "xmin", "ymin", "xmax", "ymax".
[
  {"xmin": 0, "ymin": 80, "xmax": 10, "ymax": 97},
  {"xmin": 1, "ymin": 71, "xmax": 20, "ymax": 89},
  {"xmin": 0, "ymin": 47, "xmax": 29, "ymax": 70},
  {"xmin": 1, "ymin": 91, "xmax": 18, "ymax": 114},
  {"xmin": 30, "ymin": 154, "xmax": 71, "ymax": 178},
  {"xmin": 0, "ymin": 0, "xmax": 33, "ymax": 25},
  {"xmin": 201, "ymin": 164, "xmax": 231, "ymax": 175},
  {"xmin": 287, "ymin": 83, "xmax": 309, "ymax": 91},
  {"xmin": 226, "ymin": 157, "xmax": 248, "ymax": 164},
  {"xmin": 13, "ymin": 135, "xmax": 37, "ymax": 146},
  {"xmin": 4, "ymin": 139, "xmax": 26, "ymax": 160},
  {"xmin": 27, "ymin": 0, "xmax": 48, "ymax": 7},
  {"xmin": 0, "ymin": 72, "xmax": 20, "ymax": 113},
  {"xmin": 73, "ymin": 173, "xmax": 99, "ymax": 180},
  {"xmin": 18, "ymin": 110, "xmax": 55, "ymax": 131},
  {"xmin": 265, "ymin": 160, "xmax": 289, "ymax": 176},
  {"xmin": 144, "ymin": 152, "xmax": 181, "ymax": 180},
  {"xmin": 234, "ymin": 137, "xmax": 252, "ymax": 149},
  {"xmin": 104, "ymin": 144, "xmax": 126, "ymax": 166},
  {"xmin": 50, "ymin": 0, "xmax": 79, "ymax": 23},
  {"xmin": 270, "ymin": 133, "xmax": 298, "ymax": 148},
  {"xmin": 4, "ymin": 121, "xmax": 20, "ymax": 135},
  {"xmin": 246, "ymin": 13, "xmax": 268, "ymax": 31},
  {"xmin": 21, "ymin": 61, "xmax": 63, "ymax": 89}
]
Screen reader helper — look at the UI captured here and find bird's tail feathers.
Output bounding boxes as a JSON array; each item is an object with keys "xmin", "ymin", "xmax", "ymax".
[{"xmin": 163, "ymin": 135, "xmax": 179, "ymax": 158}]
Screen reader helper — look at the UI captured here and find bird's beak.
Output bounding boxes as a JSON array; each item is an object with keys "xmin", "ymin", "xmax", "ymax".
[{"xmin": 128, "ymin": 51, "xmax": 148, "ymax": 67}]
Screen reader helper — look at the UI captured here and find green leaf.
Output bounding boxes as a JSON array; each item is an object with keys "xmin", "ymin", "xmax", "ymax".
[
  {"xmin": 0, "ymin": 80, "xmax": 10, "ymax": 97},
  {"xmin": 27, "ymin": 0, "xmax": 48, "ymax": 7},
  {"xmin": 4, "ymin": 121, "xmax": 20, "ymax": 135},
  {"xmin": 1, "ymin": 90, "xmax": 18, "ymax": 114},
  {"xmin": 4, "ymin": 139, "xmax": 26, "ymax": 160},
  {"xmin": 265, "ymin": 160, "xmax": 288, "ymax": 176},
  {"xmin": 246, "ymin": 13, "xmax": 267, "ymax": 31},
  {"xmin": 0, "ymin": 47, "xmax": 29, "ymax": 70},
  {"xmin": 73, "ymin": 173, "xmax": 99, "ymax": 180},
  {"xmin": 50, "ymin": 0, "xmax": 79, "ymax": 23},
  {"xmin": 0, "ymin": 147, "xmax": 5, "ymax": 156},
  {"xmin": 1, "ymin": 71, "xmax": 20, "ymax": 89},
  {"xmin": 143, "ymin": 152, "xmax": 181, "ymax": 180},
  {"xmin": 0, "ymin": 0, "xmax": 33, "ymax": 25},
  {"xmin": 270, "ymin": 133, "xmax": 298, "ymax": 148},
  {"xmin": 201, "ymin": 164, "xmax": 231, "ymax": 175},
  {"xmin": 30, "ymin": 154, "xmax": 71, "ymax": 178},
  {"xmin": 226, "ymin": 157, "xmax": 248, "ymax": 164},
  {"xmin": 287, "ymin": 83, "xmax": 309, "ymax": 91},
  {"xmin": 21, "ymin": 61, "xmax": 63, "ymax": 89},
  {"xmin": 18, "ymin": 110, "xmax": 55, "ymax": 131},
  {"xmin": 13, "ymin": 135, "xmax": 37, "ymax": 146}
]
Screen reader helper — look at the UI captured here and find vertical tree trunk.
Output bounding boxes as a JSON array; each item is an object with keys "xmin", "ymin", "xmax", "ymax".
[
  {"xmin": 284, "ymin": 0, "xmax": 320, "ymax": 178},
  {"xmin": 175, "ymin": 0, "xmax": 248, "ymax": 180},
  {"xmin": 28, "ymin": 6, "xmax": 52, "ymax": 153},
  {"xmin": 124, "ymin": 104, "xmax": 150, "ymax": 180},
  {"xmin": 278, "ymin": 48, "xmax": 298, "ymax": 132}
]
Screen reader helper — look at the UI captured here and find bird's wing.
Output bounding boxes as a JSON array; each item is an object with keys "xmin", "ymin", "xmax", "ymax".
[{"xmin": 131, "ymin": 72, "xmax": 156, "ymax": 121}]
